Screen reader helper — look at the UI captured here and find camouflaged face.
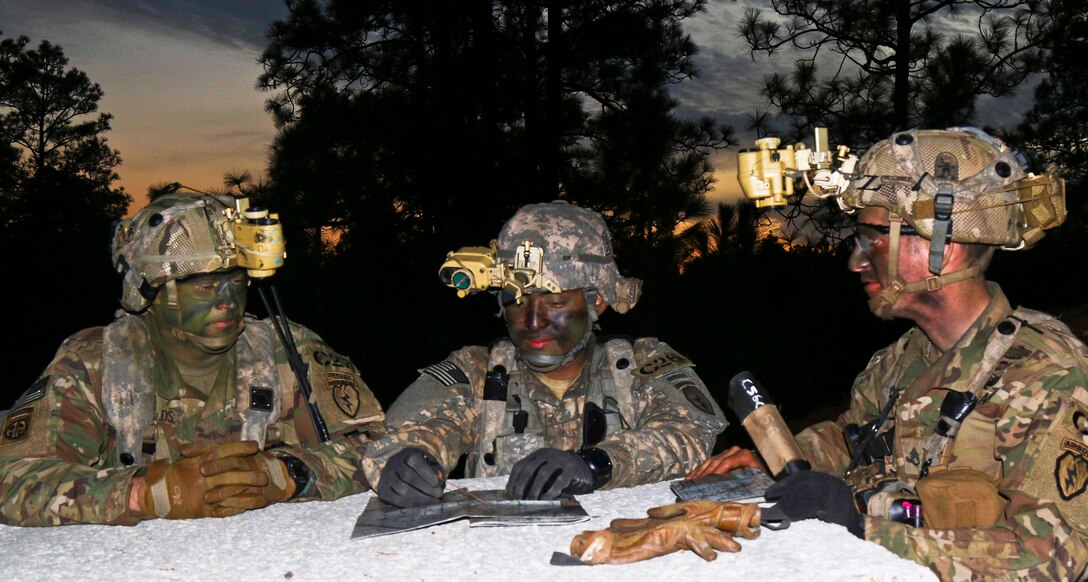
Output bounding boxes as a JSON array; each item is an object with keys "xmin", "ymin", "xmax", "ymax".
[
  {"xmin": 497, "ymin": 201, "xmax": 642, "ymax": 313},
  {"xmin": 111, "ymin": 193, "xmax": 239, "ymax": 312},
  {"xmin": 842, "ymin": 128, "xmax": 1062, "ymax": 249}
]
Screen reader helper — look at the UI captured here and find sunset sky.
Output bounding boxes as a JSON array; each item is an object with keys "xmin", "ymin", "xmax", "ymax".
[{"xmin": 1, "ymin": 1, "xmax": 1038, "ymax": 213}]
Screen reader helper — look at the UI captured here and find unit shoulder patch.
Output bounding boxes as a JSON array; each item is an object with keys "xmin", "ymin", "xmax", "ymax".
[
  {"xmin": 1, "ymin": 406, "xmax": 33, "ymax": 445},
  {"xmin": 1056, "ymin": 437, "xmax": 1088, "ymax": 501},
  {"xmin": 420, "ymin": 360, "xmax": 471, "ymax": 387},
  {"xmin": 665, "ymin": 371, "xmax": 715, "ymax": 415}
]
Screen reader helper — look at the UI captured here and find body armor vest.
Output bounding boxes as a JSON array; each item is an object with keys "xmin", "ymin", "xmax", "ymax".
[
  {"xmin": 470, "ymin": 338, "xmax": 637, "ymax": 477},
  {"xmin": 101, "ymin": 314, "xmax": 285, "ymax": 466}
]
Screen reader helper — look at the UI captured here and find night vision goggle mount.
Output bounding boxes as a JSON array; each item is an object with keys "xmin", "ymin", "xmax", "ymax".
[
  {"xmin": 226, "ymin": 196, "xmax": 286, "ymax": 280},
  {"xmin": 737, "ymin": 127, "xmax": 859, "ymax": 209},
  {"xmin": 439, "ymin": 240, "xmax": 561, "ymax": 304}
]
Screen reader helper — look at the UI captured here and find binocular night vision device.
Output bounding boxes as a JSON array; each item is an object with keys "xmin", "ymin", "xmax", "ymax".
[
  {"xmin": 737, "ymin": 127, "xmax": 859, "ymax": 209},
  {"xmin": 229, "ymin": 197, "xmax": 286, "ymax": 279},
  {"xmin": 438, "ymin": 240, "xmax": 555, "ymax": 304}
]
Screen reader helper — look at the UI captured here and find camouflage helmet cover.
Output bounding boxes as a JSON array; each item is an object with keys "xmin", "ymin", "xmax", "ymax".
[
  {"xmin": 841, "ymin": 127, "xmax": 1065, "ymax": 249},
  {"xmin": 496, "ymin": 201, "xmax": 642, "ymax": 313},
  {"xmin": 110, "ymin": 192, "xmax": 239, "ymax": 312}
]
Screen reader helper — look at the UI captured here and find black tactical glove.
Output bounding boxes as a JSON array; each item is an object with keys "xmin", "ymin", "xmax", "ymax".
[
  {"xmin": 505, "ymin": 448, "xmax": 595, "ymax": 500},
  {"xmin": 376, "ymin": 447, "xmax": 446, "ymax": 508},
  {"xmin": 763, "ymin": 471, "xmax": 864, "ymax": 539}
]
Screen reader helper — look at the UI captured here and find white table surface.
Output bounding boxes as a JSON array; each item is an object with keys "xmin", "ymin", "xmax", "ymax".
[{"xmin": 0, "ymin": 476, "xmax": 937, "ymax": 581}]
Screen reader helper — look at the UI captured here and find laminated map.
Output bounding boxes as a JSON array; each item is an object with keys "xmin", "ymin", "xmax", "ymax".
[
  {"xmin": 351, "ymin": 489, "xmax": 590, "ymax": 539},
  {"xmin": 669, "ymin": 467, "xmax": 776, "ymax": 504}
]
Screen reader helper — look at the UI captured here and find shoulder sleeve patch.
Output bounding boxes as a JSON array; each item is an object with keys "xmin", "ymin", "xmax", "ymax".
[
  {"xmin": 664, "ymin": 370, "xmax": 716, "ymax": 415},
  {"xmin": 420, "ymin": 360, "xmax": 471, "ymax": 387}
]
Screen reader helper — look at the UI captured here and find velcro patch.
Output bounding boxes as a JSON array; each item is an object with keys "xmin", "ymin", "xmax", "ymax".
[
  {"xmin": 420, "ymin": 361, "xmax": 470, "ymax": 387},
  {"xmin": 666, "ymin": 371, "xmax": 714, "ymax": 415},
  {"xmin": 12, "ymin": 376, "xmax": 48, "ymax": 410},
  {"xmin": 1, "ymin": 407, "xmax": 33, "ymax": 445},
  {"xmin": 326, "ymin": 371, "xmax": 361, "ymax": 417},
  {"xmin": 1057, "ymin": 438, "xmax": 1088, "ymax": 500},
  {"xmin": 633, "ymin": 350, "xmax": 691, "ymax": 380}
]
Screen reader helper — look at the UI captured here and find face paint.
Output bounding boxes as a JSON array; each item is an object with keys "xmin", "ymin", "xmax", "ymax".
[
  {"xmin": 151, "ymin": 270, "xmax": 248, "ymax": 354},
  {"xmin": 504, "ymin": 289, "xmax": 591, "ymax": 363}
]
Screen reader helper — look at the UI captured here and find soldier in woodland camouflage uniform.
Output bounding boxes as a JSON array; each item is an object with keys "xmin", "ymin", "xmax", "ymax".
[
  {"xmin": 363, "ymin": 201, "xmax": 726, "ymax": 507},
  {"xmin": 689, "ymin": 128, "xmax": 1088, "ymax": 579},
  {"xmin": 0, "ymin": 191, "xmax": 383, "ymax": 526}
]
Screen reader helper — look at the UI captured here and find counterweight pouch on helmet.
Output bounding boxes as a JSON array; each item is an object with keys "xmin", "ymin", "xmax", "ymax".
[{"xmin": 916, "ymin": 467, "xmax": 1004, "ymax": 528}]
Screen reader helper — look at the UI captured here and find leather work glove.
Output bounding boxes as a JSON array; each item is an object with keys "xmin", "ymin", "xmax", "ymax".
[
  {"xmin": 134, "ymin": 440, "xmax": 261, "ymax": 520},
  {"xmin": 195, "ymin": 442, "xmax": 301, "ymax": 511},
  {"xmin": 505, "ymin": 448, "xmax": 593, "ymax": 500},
  {"xmin": 570, "ymin": 501, "xmax": 761, "ymax": 564},
  {"xmin": 376, "ymin": 447, "xmax": 446, "ymax": 508},
  {"xmin": 763, "ymin": 470, "xmax": 864, "ymax": 538}
]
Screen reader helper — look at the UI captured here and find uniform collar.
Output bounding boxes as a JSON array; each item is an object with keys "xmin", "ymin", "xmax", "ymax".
[{"xmin": 909, "ymin": 282, "xmax": 1012, "ymax": 397}]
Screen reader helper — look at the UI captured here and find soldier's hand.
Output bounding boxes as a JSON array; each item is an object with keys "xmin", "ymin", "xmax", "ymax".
[
  {"xmin": 685, "ymin": 446, "xmax": 763, "ymax": 479},
  {"xmin": 132, "ymin": 440, "xmax": 260, "ymax": 520},
  {"xmin": 199, "ymin": 446, "xmax": 301, "ymax": 510},
  {"xmin": 376, "ymin": 447, "xmax": 446, "ymax": 508},
  {"xmin": 505, "ymin": 448, "xmax": 593, "ymax": 500},
  {"xmin": 763, "ymin": 470, "xmax": 864, "ymax": 538}
]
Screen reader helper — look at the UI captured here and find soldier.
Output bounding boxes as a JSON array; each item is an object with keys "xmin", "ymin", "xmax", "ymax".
[
  {"xmin": 688, "ymin": 128, "xmax": 1088, "ymax": 578},
  {"xmin": 362, "ymin": 201, "xmax": 726, "ymax": 506},
  {"xmin": 0, "ymin": 191, "xmax": 384, "ymax": 526}
]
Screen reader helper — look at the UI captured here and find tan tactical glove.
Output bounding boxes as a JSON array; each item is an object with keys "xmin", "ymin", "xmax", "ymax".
[
  {"xmin": 135, "ymin": 441, "xmax": 263, "ymax": 519},
  {"xmin": 570, "ymin": 501, "xmax": 761, "ymax": 564},
  {"xmin": 197, "ymin": 444, "xmax": 300, "ymax": 511}
]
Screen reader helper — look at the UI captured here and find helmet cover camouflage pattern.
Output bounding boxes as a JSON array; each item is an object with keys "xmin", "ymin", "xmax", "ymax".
[
  {"xmin": 497, "ymin": 201, "xmax": 642, "ymax": 313},
  {"xmin": 110, "ymin": 192, "xmax": 239, "ymax": 312},
  {"xmin": 841, "ymin": 127, "xmax": 1065, "ymax": 249}
]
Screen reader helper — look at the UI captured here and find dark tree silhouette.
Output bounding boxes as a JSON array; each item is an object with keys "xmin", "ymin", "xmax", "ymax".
[
  {"xmin": 738, "ymin": 0, "xmax": 1048, "ymax": 146},
  {"xmin": 0, "ymin": 33, "xmax": 130, "ymax": 406}
]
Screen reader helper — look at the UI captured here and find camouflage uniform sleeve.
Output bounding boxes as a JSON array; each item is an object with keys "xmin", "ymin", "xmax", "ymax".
[
  {"xmin": 361, "ymin": 347, "xmax": 488, "ymax": 488},
  {"xmin": 594, "ymin": 340, "xmax": 727, "ymax": 489},
  {"xmin": 866, "ymin": 371, "xmax": 1088, "ymax": 580},
  {"xmin": 273, "ymin": 324, "xmax": 385, "ymax": 501},
  {"xmin": 0, "ymin": 331, "xmax": 142, "ymax": 526},
  {"xmin": 796, "ymin": 340, "xmax": 902, "ymax": 475}
]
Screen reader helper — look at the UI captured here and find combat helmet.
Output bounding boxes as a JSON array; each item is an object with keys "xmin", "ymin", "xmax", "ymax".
[
  {"xmin": 110, "ymin": 191, "xmax": 240, "ymax": 313},
  {"xmin": 841, "ymin": 127, "xmax": 1065, "ymax": 317},
  {"xmin": 496, "ymin": 201, "xmax": 642, "ymax": 314}
]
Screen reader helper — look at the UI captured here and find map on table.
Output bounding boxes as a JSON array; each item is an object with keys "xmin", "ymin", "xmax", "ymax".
[
  {"xmin": 669, "ymin": 467, "xmax": 775, "ymax": 504},
  {"xmin": 351, "ymin": 489, "xmax": 590, "ymax": 539}
]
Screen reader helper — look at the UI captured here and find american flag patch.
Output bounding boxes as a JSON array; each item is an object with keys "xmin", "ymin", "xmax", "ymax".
[
  {"xmin": 420, "ymin": 361, "xmax": 470, "ymax": 387},
  {"xmin": 12, "ymin": 376, "xmax": 48, "ymax": 409}
]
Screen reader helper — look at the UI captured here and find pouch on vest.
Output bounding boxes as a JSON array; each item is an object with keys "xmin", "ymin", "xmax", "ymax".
[{"xmin": 916, "ymin": 467, "xmax": 1004, "ymax": 528}]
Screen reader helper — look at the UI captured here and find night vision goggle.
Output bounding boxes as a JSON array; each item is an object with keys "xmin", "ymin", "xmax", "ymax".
[
  {"xmin": 227, "ymin": 197, "xmax": 286, "ymax": 279},
  {"xmin": 737, "ymin": 127, "xmax": 859, "ymax": 209},
  {"xmin": 438, "ymin": 240, "xmax": 560, "ymax": 304}
]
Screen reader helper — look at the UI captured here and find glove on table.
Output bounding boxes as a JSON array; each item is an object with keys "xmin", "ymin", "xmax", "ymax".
[{"xmin": 570, "ymin": 501, "xmax": 761, "ymax": 564}]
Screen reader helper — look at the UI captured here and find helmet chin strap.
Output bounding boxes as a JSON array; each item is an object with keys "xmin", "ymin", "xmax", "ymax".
[
  {"xmin": 868, "ymin": 212, "xmax": 982, "ymax": 320},
  {"xmin": 517, "ymin": 289, "xmax": 598, "ymax": 373}
]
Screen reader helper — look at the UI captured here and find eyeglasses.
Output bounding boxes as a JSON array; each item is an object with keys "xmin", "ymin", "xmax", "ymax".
[{"xmin": 853, "ymin": 222, "xmax": 919, "ymax": 236}]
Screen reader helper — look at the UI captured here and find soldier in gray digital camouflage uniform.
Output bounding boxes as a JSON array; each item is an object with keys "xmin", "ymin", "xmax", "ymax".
[
  {"xmin": 689, "ymin": 128, "xmax": 1088, "ymax": 579},
  {"xmin": 0, "ymin": 191, "xmax": 384, "ymax": 526},
  {"xmin": 362, "ymin": 201, "xmax": 727, "ymax": 507}
]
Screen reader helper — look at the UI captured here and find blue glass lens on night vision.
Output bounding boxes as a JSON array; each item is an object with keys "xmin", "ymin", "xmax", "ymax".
[{"xmin": 451, "ymin": 271, "xmax": 472, "ymax": 290}]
